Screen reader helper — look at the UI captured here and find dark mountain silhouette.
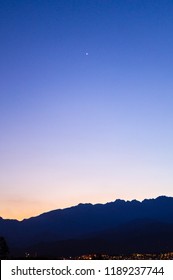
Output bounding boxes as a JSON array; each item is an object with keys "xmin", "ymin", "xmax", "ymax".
[
  {"xmin": 25, "ymin": 220, "xmax": 173, "ymax": 258},
  {"xmin": 1, "ymin": 196, "xmax": 173, "ymax": 258}
]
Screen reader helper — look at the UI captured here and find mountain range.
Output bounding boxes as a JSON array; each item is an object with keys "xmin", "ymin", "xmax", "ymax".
[{"xmin": 1, "ymin": 196, "xmax": 173, "ymax": 258}]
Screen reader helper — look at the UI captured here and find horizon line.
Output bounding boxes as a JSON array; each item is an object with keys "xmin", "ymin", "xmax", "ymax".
[{"xmin": 1, "ymin": 194, "xmax": 171, "ymax": 222}]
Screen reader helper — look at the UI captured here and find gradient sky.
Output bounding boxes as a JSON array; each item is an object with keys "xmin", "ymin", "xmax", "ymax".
[{"xmin": 1, "ymin": 0, "xmax": 173, "ymax": 220}]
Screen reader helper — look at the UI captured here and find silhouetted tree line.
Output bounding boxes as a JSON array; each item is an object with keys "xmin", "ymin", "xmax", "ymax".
[{"xmin": 0, "ymin": 236, "xmax": 9, "ymax": 259}]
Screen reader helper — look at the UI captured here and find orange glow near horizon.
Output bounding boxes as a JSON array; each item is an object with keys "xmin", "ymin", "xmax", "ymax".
[{"xmin": 0, "ymin": 190, "xmax": 167, "ymax": 221}]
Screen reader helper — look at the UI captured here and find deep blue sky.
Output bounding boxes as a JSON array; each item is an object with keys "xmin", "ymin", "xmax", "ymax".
[{"xmin": 0, "ymin": 0, "xmax": 173, "ymax": 219}]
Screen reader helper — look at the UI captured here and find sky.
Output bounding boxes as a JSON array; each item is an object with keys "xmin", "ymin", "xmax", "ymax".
[{"xmin": 0, "ymin": 0, "xmax": 173, "ymax": 220}]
